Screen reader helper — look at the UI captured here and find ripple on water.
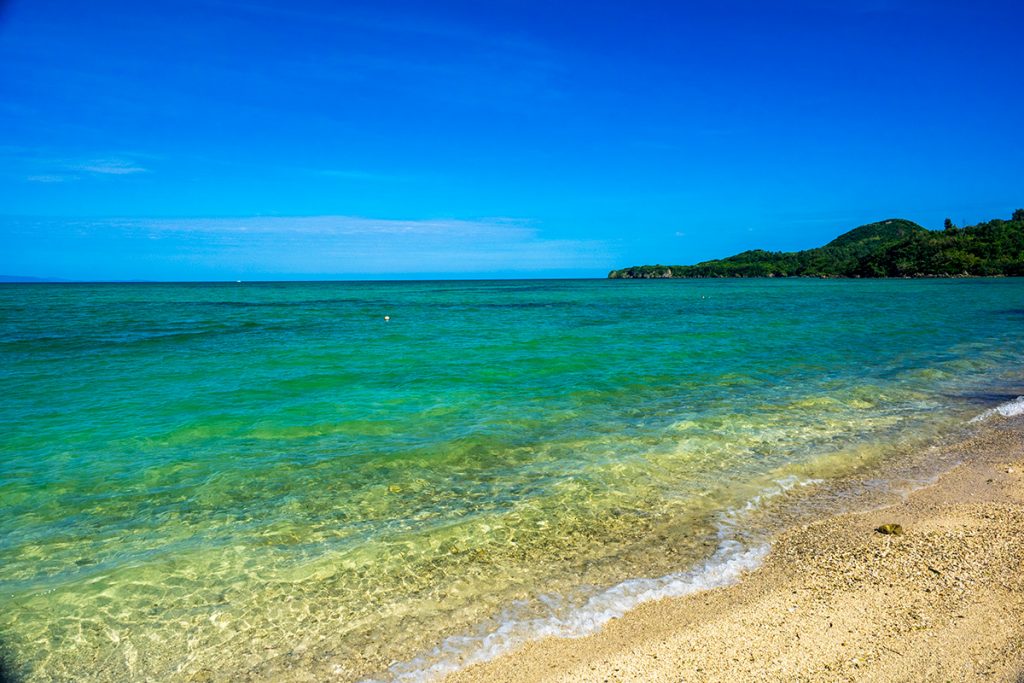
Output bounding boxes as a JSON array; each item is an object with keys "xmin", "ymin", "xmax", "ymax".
[{"xmin": 2, "ymin": 279, "xmax": 1024, "ymax": 681}]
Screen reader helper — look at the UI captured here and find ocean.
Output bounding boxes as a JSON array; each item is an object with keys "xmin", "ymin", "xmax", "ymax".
[{"xmin": 2, "ymin": 278, "xmax": 1023, "ymax": 681}]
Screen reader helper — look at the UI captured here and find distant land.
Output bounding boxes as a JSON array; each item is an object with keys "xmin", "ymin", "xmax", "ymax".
[{"xmin": 609, "ymin": 210, "xmax": 1024, "ymax": 279}]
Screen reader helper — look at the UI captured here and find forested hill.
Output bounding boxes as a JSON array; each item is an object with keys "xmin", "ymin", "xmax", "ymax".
[{"xmin": 608, "ymin": 211, "xmax": 1024, "ymax": 279}]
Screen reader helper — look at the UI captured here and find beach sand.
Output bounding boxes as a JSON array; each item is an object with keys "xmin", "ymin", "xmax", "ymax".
[{"xmin": 445, "ymin": 415, "xmax": 1024, "ymax": 682}]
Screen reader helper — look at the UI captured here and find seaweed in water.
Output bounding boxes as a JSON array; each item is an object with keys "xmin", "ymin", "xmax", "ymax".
[{"xmin": 0, "ymin": 642, "xmax": 19, "ymax": 683}]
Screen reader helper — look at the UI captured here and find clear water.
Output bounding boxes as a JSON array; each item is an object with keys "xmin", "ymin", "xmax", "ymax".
[{"xmin": 1, "ymin": 279, "xmax": 1023, "ymax": 681}]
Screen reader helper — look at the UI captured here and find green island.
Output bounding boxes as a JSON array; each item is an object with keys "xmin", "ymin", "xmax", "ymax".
[{"xmin": 609, "ymin": 209, "xmax": 1024, "ymax": 279}]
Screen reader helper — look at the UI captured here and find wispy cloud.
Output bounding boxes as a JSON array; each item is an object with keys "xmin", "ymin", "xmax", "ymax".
[
  {"xmin": 131, "ymin": 215, "xmax": 530, "ymax": 237},
  {"xmin": 129, "ymin": 215, "xmax": 606, "ymax": 272},
  {"xmin": 75, "ymin": 158, "xmax": 148, "ymax": 175},
  {"xmin": 4, "ymin": 215, "xmax": 611, "ymax": 278},
  {"xmin": 26, "ymin": 174, "xmax": 78, "ymax": 183},
  {"xmin": 9, "ymin": 150, "xmax": 151, "ymax": 182}
]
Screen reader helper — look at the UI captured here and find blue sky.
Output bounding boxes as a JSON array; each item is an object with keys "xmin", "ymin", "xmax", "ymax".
[{"xmin": 1, "ymin": 0, "xmax": 1021, "ymax": 280}]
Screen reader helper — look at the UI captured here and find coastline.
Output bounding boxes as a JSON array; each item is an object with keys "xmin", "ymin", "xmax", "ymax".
[{"xmin": 443, "ymin": 412, "xmax": 1024, "ymax": 682}]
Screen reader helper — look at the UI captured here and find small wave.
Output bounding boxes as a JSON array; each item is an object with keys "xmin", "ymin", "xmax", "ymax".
[
  {"xmin": 969, "ymin": 395, "xmax": 1024, "ymax": 423},
  {"xmin": 365, "ymin": 545, "xmax": 766, "ymax": 683},
  {"xmin": 364, "ymin": 477, "xmax": 819, "ymax": 683}
]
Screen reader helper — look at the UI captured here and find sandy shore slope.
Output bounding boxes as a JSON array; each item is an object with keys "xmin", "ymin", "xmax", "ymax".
[{"xmin": 446, "ymin": 416, "xmax": 1024, "ymax": 682}]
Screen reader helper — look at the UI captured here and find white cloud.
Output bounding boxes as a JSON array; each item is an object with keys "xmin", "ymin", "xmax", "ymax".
[
  {"xmin": 26, "ymin": 174, "xmax": 78, "ymax": 183},
  {"xmin": 16, "ymin": 154, "xmax": 150, "ymax": 182},
  {"xmin": 130, "ymin": 215, "xmax": 533, "ymax": 237},
  {"xmin": 54, "ymin": 215, "xmax": 610, "ymax": 275},
  {"xmin": 76, "ymin": 159, "xmax": 148, "ymax": 175}
]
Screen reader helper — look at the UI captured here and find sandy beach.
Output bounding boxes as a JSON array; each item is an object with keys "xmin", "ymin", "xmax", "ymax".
[{"xmin": 446, "ymin": 413, "xmax": 1024, "ymax": 682}]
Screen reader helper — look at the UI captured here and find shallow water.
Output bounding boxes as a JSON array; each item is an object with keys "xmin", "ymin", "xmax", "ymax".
[{"xmin": 1, "ymin": 278, "xmax": 1023, "ymax": 681}]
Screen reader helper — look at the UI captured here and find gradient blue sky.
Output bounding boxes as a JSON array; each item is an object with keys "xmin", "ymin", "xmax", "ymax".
[{"xmin": 1, "ymin": 0, "xmax": 1021, "ymax": 280}]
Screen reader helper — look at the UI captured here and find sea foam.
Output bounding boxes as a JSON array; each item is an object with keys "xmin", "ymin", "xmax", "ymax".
[
  {"xmin": 365, "ymin": 477, "xmax": 819, "ymax": 683},
  {"xmin": 969, "ymin": 395, "xmax": 1024, "ymax": 423}
]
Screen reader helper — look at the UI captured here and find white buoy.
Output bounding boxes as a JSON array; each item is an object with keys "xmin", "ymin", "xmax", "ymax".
[{"xmin": 384, "ymin": 315, "xmax": 390, "ymax": 322}]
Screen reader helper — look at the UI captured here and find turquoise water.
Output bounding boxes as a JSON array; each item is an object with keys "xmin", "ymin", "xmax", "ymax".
[{"xmin": 1, "ymin": 278, "xmax": 1023, "ymax": 681}]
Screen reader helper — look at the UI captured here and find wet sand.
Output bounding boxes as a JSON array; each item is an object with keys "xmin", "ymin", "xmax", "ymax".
[{"xmin": 446, "ymin": 415, "xmax": 1024, "ymax": 682}]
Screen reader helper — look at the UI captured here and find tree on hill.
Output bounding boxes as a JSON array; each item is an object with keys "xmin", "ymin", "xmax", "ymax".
[{"xmin": 608, "ymin": 211, "xmax": 1024, "ymax": 279}]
